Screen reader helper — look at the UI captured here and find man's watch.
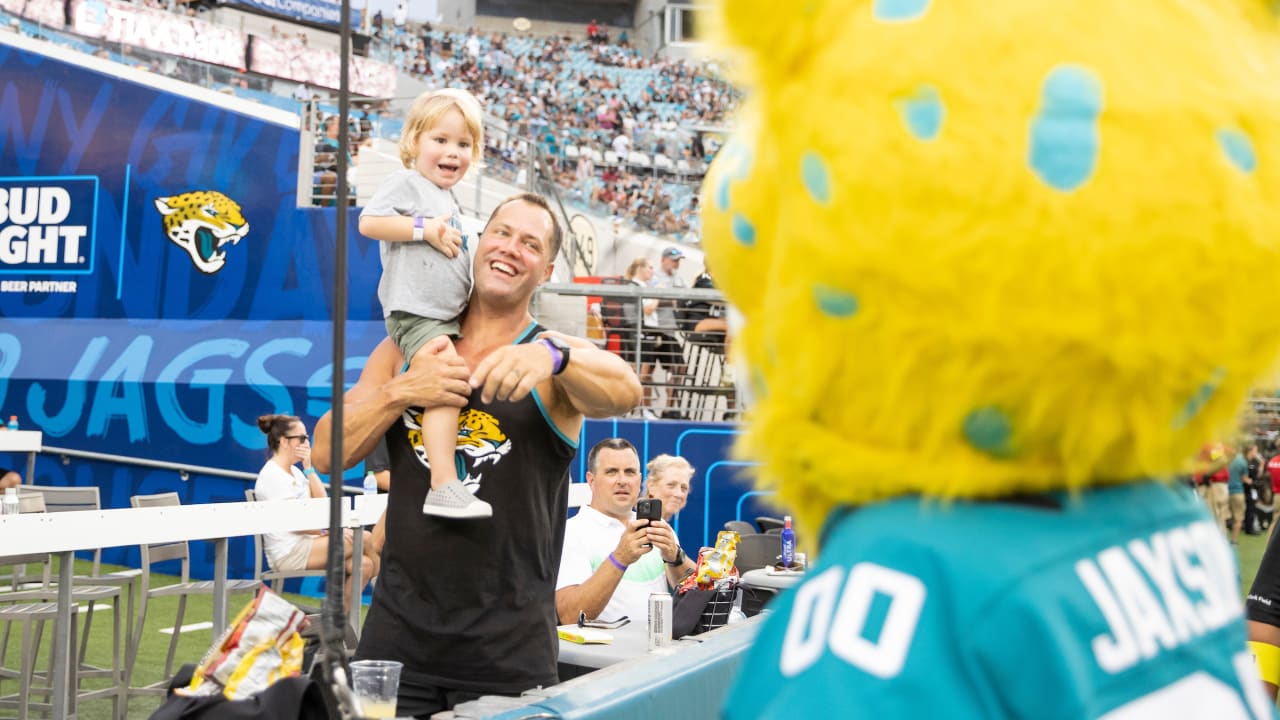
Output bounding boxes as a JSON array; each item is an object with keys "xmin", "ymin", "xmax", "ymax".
[
  {"xmin": 540, "ymin": 337, "xmax": 571, "ymax": 375},
  {"xmin": 665, "ymin": 547, "xmax": 686, "ymax": 566}
]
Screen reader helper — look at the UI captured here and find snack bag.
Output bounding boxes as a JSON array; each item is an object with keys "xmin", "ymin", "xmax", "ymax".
[
  {"xmin": 693, "ymin": 530, "xmax": 740, "ymax": 589},
  {"xmin": 179, "ymin": 586, "xmax": 310, "ymax": 700}
]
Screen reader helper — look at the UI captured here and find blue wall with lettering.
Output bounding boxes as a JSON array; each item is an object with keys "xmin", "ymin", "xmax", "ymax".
[{"xmin": 0, "ymin": 38, "xmax": 770, "ymax": 585}]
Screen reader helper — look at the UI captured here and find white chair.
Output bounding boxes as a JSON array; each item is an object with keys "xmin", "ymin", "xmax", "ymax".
[
  {"xmin": 0, "ymin": 493, "xmax": 126, "ymax": 719},
  {"xmin": 244, "ymin": 489, "xmax": 326, "ymax": 597},
  {"xmin": 34, "ymin": 484, "xmax": 141, "ymax": 715},
  {"xmin": 126, "ymin": 492, "xmax": 261, "ymax": 699},
  {"xmin": 0, "ymin": 601, "xmax": 59, "ymax": 720}
]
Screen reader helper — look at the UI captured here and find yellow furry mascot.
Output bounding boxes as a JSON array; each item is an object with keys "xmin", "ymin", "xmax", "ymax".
[{"xmin": 703, "ymin": 1, "xmax": 1280, "ymax": 716}]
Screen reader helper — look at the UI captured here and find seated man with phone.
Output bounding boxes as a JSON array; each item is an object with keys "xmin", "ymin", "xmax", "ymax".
[{"xmin": 556, "ymin": 438, "xmax": 696, "ymax": 624}]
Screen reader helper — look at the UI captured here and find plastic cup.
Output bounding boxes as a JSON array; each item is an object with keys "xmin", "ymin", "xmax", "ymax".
[{"xmin": 349, "ymin": 660, "xmax": 402, "ymax": 719}]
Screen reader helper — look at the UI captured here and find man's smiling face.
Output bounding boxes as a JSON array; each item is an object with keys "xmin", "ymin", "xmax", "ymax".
[{"xmin": 472, "ymin": 199, "xmax": 556, "ymax": 308}]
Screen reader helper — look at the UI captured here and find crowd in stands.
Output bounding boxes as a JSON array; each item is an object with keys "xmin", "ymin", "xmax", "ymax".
[
  {"xmin": 364, "ymin": 22, "xmax": 740, "ymax": 240},
  {"xmin": 6, "ymin": 0, "xmax": 739, "ymax": 239}
]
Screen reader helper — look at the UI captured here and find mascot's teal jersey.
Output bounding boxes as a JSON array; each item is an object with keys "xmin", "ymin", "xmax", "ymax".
[{"xmin": 724, "ymin": 483, "xmax": 1276, "ymax": 719}]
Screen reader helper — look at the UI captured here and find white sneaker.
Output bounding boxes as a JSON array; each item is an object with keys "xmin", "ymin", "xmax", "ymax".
[
  {"xmin": 641, "ymin": 409, "xmax": 659, "ymax": 420},
  {"xmin": 422, "ymin": 480, "xmax": 493, "ymax": 519}
]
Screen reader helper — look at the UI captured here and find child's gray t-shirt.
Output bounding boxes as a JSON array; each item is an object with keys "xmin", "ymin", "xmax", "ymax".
[{"xmin": 362, "ymin": 168, "xmax": 472, "ymax": 321}]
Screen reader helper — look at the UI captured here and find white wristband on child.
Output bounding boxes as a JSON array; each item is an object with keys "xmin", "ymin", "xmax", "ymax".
[{"xmin": 413, "ymin": 216, "xmax": 425, "ymax": 243}]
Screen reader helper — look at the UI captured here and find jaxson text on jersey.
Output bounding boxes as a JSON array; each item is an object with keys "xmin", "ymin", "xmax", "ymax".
[{"xmin": 776, "ymin": 518, "xmax": 1269, "ymax": 718}]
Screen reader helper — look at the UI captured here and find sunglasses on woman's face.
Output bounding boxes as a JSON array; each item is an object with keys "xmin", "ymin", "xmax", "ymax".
[{"xmin": 286, "ymin": 434, "xmax": 309, "ymax": 442}]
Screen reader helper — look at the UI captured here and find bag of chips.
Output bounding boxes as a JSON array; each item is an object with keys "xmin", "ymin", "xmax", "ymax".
[
  {"xmin": 179, "ymin": 586, "xmax": 309, "ymax": 700},
  {"xmin": 693, "ymin": 530, "xmax": 740, "ymax": 589}
]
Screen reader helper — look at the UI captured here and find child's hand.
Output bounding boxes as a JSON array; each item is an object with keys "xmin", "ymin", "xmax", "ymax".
[{"xmin": 427, "ymin": 215, "xmax": 464, "ymax": 258}]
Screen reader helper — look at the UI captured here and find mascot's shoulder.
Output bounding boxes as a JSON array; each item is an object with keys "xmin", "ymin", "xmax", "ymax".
[{"xmin": 821, "ymin": 481, "xmax": 1202, "ymax": 581}]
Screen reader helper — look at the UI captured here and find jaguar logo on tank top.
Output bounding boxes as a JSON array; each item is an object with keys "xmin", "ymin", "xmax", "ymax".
[{"xmin": 401, "ymin": 407, "xmax": 514, "ymax": 494}]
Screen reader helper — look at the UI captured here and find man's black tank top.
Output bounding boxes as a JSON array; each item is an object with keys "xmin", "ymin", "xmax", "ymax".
[{"xmin": 356, "ymin": 322, "xmax": 578, "ymax": 693}]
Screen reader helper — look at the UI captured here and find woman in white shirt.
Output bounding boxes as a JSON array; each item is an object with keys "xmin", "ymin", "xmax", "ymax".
[{"xmin": 254, "ymin": 414, "xmax": 378, "ymax": 611}]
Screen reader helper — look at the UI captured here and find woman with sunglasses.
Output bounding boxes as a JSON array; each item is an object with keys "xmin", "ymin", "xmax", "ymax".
[{"xmin": 255, "ymin": 414, "xmax": 378, "ymax": 611}]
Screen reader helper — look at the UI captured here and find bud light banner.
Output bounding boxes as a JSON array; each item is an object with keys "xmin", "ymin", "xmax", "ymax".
[
  {"xmin": 224, "ymin": 0, "xmax": 360, "ymax": 30},
  {"xmin": 0, "ymin": 177, "xmax": 98, "ymax": 276}
]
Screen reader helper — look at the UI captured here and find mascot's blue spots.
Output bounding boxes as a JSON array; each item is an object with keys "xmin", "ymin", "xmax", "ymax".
[
  {"xmin": 1029, "ymin": 65, "xmax": 1103, "ymax": 191},
  {"xmin": 715, "ymin": 143, "xmax": 753, "ymax": 211},
  {"xmin": 1173, "ymin": 367, "xmax": 1227, "ymax": 430},
  {"xmin": 897, "ymin": 86, "xmax": 943, "ymax": 140},
  {"xmin": 873, "ymin": 0, "xmax": 931, "ymax": 22},
  {"xmin": 814, "ymin": 285, "xmax": 858, "ymax": 317},
  {"xmin": 801, "ymin": 152, "xmax": 831, "ymax": 204},
  {"xmin": 963, "ymin": 407, "xmax": 1014, "ymax": 458},
  {"xmin": 1217, "ymin": 129, "xmax": 1256, "ymax": 173},
  {"xmin": 716, "ymin": 174, "xmax": 732, "ymax": 211},
  {"xmin": 732, "ymin": 213, "xmax": 756, "ymax": 246}
]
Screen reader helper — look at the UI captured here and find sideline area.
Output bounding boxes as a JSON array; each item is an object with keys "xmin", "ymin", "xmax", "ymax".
[{"xmin": 4, "ymin": 507, "xmax": 1269, "ymax": 720}]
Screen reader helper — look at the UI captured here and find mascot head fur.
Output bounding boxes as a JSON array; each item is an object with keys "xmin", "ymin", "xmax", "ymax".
[{"xmin": 701, "ymin": 1, "xmax": 1280, "ymax": 534}]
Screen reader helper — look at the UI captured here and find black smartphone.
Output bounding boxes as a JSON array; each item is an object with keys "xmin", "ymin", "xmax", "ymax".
[
  {"xmin": 636, "ymin": 498, "xmax": 662, "ymax": 548},
  {"xmin": 635, "ymin": 498, "xmax": 662, "ymax": 522}
]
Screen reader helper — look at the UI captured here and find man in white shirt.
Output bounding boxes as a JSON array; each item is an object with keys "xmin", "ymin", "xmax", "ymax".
[
  {"xmin": 611, "ymin": 133, "xmax": 632, "ymax": 160},
  {"xmin": 555, "ymin": 438, "xmax": 695, "ymax": 624}
]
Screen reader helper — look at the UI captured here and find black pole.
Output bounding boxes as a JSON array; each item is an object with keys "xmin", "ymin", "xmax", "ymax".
[{"xmin": 324, "ymin": 0, "xmax": 355, "ymax": 716}]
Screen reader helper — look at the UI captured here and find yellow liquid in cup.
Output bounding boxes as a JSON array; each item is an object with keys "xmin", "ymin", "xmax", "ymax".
[{"xmin": 360, "ymin": 699, "xmax": 397, "ymax": 718}]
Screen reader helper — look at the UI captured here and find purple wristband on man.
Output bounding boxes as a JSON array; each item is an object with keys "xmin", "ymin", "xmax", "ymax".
[{"xmin": 607, "ymin": 552, "xmax": 627, "ymax": 572}]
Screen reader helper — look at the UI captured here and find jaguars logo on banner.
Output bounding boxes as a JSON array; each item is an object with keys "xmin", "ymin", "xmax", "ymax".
[
  {"xmin": 0, "ymin": 177, "xmax": 96, "ymax": 275},
  {"xmin": 154, "ymin": 191, "xmax": 249, "ymax": 275},
  {"xmin": 403, "ymin": 407, "xmax": 513, "ymax": 493}
]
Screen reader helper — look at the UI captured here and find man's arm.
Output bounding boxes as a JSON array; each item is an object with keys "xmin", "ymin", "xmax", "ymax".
[
  {"xmin": 312, "ymin": 336, "xmax": 471, "ymax": 474},
  {"xmin": 555, "ymin": 520, "xmax": 650, "ymax": 624},
  {"xmin": 469, "ymin": 330, "xmax": 642, "ymax": 420},
  {"xmin": 645, "ymin": 520, "xmax": 696, "ymax": 587},
  {"xmin": 550, "ymin": 333, "xmax": 644, "ymax": 419}
]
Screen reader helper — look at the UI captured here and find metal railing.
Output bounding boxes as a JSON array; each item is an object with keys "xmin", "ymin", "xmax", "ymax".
[
  {"xmin": 537, "ymin": 282, "xmax": 736, "ymax": 422},
  {"xmin": 42, "ymin": 445, "xmax": 360, "ymax": 493}
]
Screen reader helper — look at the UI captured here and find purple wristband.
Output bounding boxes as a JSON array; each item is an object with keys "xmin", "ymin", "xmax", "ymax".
[{"xmin": 607, "ymin": 553, "xmax": 627, "ymax": 572}]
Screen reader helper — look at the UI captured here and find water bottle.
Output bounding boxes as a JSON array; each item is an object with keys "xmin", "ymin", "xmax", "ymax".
[
  {"xmin": 6, "ymin": 416, "xmax": 16, "ymax": 431},
  {"xmin": 1, "ymin": 487, "xmax": 18, "ymax": 516},
  {"xmin": 363, "ymin": 470, "xmax": 378, "ymax": 496},
  {"xmin": 780, "ymin": 515, "xmax": 796, "ymax": 569}
]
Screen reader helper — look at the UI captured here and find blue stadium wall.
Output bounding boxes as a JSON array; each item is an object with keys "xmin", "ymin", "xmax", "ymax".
[{"xmin": 0, "ymin": 35, "xmax": 767, "ymax": 582}]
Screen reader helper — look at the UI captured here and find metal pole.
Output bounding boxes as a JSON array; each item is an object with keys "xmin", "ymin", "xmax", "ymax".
[
  {"xmin": 326, "ymin": 0, "xmax": 357, "ymax": 716},
  {"xmin": 50, "ymin": 551, "xmax": 72, "ymax": 719}
]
